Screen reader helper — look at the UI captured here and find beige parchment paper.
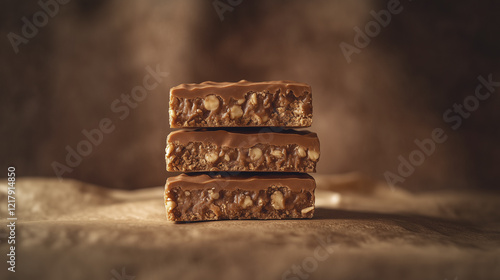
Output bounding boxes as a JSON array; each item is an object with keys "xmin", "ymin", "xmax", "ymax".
[{"xmin": 1, "ymin": 175, "xmax": 499, "ymax": 280}]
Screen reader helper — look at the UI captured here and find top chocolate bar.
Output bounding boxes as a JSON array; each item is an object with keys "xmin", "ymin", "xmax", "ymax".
[{"xmin": 169, "ymin": 80, "xmax": 312, "ymax": 128}]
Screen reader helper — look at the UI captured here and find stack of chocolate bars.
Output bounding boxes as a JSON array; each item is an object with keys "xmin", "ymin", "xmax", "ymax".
[{"xmin": 164, "ymin": 80, "xmax": 320, "ymax": 222}]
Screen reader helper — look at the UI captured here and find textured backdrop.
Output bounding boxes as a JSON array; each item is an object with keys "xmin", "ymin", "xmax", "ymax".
[{"xmin": 1, "ymin": 0, "xmax": 499, "ymax": 189}]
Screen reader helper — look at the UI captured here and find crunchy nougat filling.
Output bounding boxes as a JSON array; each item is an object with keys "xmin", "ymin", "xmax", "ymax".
[
  {"xmin": 165, "ymin": 186, "xmax": 315, "ymax": 222},
  {"xmin": 166, "ymin": 142, "xmax": 319, "ymax": 172},
  {"xmin": 169, "ymin": 90, "xmax": 312, "ymax": 127}
]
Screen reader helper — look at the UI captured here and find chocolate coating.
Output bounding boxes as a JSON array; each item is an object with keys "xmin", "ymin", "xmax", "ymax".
[
  {"xmin": 169, "ymin": 80, "xmax": 313, "ymax": 128},
  {"xmin": 167, "ymin": 129, "xmax": 320, "ymax": 150},
  {"xmin": 165, "ymin": 173, "xmax": 316, "ymax": 221},
  {"xmin": 166, "ymin": 129, "xmax": 320, "ymax": 172},
  {"xmin": 167, "ymin": 173, "xmax": 316, "ymax": 191},
  {"xmin": 170, "ymin": 80, "xmax": 311, "ymax": 100}
]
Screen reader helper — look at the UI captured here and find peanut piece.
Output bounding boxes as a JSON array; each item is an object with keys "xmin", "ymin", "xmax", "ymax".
[
  {"xmin": 230, "ymin": 105, "xmax": 243, "ymax": 119},
  {"xmin": 301, "ymin": 206, "xmax": 314, "ymax": 214},
  {"xmin": 237, "ymin": 98, "xmax": 245, "ymax": 105},
  {"xmin": 308, "ymin": 150, "xmax": 320, "ymax": 161},
  {"xmin": 224, "ymin": 154, "xmax": 230, "ymax": 161},
  {"xmin": 185, "ymin": 191, "xmax": 190, "ymax": 196},
  {"xmin": 249, "ymin": 147, "xmax": 263, "ymax": 161},
  {"xmin": 271, "ymin": 149, "xmax": 283, "ymax": 158},
  {"xmin": 271, "ymin": 191, "xmax": 284, "ymax": 210},
  {"xmin": 203, "ymin": 95, "xmax": 219, "ymax": 111},
  {"xmin": 165, "ymin": 144, "xmax": 174, "ymax": 156},
  {"xmin": 205, "ymin": 152, "xmax": 218, "ymax": 163},
  {"xmin": 242, "ymin": 196, "xmax": 253, "ymax": 209},
  {"xmin": 257, "ymin": 197, "xmax": 264, "ymax": 207},
  {"xmin": 166, "ymin": 200, "xmax": 176, "ymax": 211},
  {"xmin": 208, "ymin": 189, "xmax": 220, "ymax": 200},
  {"xmin": 169, "ymin": 108, "xmax": 176, "ymax": 119},
  {"xmin": 249, "ymin": 92, "xmax": 257, "ymax": 105},
  {"xmin": 297, "ymin": 147, "xmax": 306, "ymax": 158}
]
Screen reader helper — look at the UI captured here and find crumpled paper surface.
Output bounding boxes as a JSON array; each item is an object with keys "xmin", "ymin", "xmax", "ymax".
[{"xmin": 1, "ymin": 174, "xmax": 499, "ymax": 280}]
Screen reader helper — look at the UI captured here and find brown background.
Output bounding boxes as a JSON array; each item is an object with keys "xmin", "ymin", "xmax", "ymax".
[{"xmin": 1, "ymin": 0, "xmax": 499, "ymax": 190}]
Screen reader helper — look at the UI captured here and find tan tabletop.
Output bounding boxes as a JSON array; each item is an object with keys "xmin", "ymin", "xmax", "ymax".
[{"xmin": 1, "ymin": 175, "xmax": 499, "ymax": 280}]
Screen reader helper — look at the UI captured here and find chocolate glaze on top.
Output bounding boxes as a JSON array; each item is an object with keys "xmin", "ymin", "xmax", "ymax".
[
  {"xmin": 167, "ymin": 129, "xmax": 320, "ymax": 151},
  {"xmin": 167, "ymin": 173, "xmax": 316, "ymax": 191},
  {"xmin": 170, "ymin": 80, "xmax": 311, "ymax": 100}
]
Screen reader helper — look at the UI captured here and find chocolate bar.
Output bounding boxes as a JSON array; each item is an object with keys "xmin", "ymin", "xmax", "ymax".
[
  {"xmin": 165, "ymin": 173, "xmax": 316, "ymax": 222},
  {"xmin": 169, "ymin": 80, "xmax": 312, "ymax": 128},
  {"xmin": 166, "ymin": 129, "xmax": 320, "ymax": 173}
]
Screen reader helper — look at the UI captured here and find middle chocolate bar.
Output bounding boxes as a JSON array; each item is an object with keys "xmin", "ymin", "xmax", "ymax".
[{"xmin": 166, "ymin": 129, "xmax": 320, "ymax": 173}]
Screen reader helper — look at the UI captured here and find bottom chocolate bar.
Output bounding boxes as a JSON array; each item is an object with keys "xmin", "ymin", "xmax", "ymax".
[{"xmin": 165, "ymin": 173, "xmax": 315, "ymax": 222}]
